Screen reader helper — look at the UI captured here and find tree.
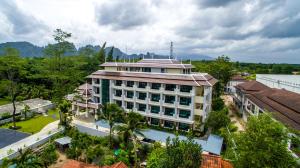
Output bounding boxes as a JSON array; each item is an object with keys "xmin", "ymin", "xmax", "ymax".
[
  {"xmin": 58, "ymin": 100, "xmax": 72, "ymax": 129},
  {"xmin": 23, "ymin": 104, "xmax": 30, "ymax": 120},
  {"xmin": 147, "ymin": 136, "xmax": 202, "ymax": 168},
  {"xmin": 212, "ymin": 97, "xmax": 225, "ymax": 111},
  {"xmin": 107, "ymin": 47, "xmax": 114, "ymax": 62},
  {"xmin": 113, "ymin": 112, "xmax": 144, "ymax": 167},
  {"xmin": 100, "ymin": 103, "xmax": 124, "ymax": 148},
  {"xmin": 97, "ymin": 42, "xmax": 107, "ymax": 64},
  {"xmin": 39, "ymin": 143, "xmax": 58, "ymax": 168},
  {"xmin": 11, "ymin": 148, "xmax": 42, "ymax": 168},
  {"xmin": 230, "ymin": 114, "xmax": 297, "ymax": 168},
  {"xmin": 0, "ymin": 48, "xmax": 26, "ymax": 129},
  {"xmin": 205, "ymin": 108, "xmax": 230, "ymax": 134}
]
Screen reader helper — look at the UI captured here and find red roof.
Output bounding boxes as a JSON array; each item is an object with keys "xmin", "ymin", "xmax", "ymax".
[
  {"xmin": 235, "ymin": 81, "xmax": 269, "ymax": 92},
  {"xmin": 62, "ymin": 160, "xmax": 128, "ymax": 168},
  {"xmin": 201, "ymin": 154, "xmax": 233, "ymax": 168}
]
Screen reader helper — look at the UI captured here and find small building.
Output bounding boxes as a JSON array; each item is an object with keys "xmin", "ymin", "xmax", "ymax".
[
  {"xmin": 225, "ymin": 75, "xmax": 247, "ymax": 94},
  {"xmin": 234, "ymin": 81, "xmax": 300, "ymax": 131},
  {"xmin": 54, "ymin": 136, "xmax": 72, "ymax": 151}
]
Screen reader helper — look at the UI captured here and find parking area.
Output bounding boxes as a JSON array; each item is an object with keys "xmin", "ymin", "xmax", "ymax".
[{"xmin": 0, "ymin": 128, "xmax": 30, "ymax": 148}]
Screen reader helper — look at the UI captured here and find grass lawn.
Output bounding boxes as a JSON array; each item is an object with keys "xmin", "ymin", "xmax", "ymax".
[
  {"xmin": 0, "ymin": 98, "xmax": 10, "ymax": 106},
  {"xmin": 0, "ymin": 109, "xmax": 59, "ymax": 134}
]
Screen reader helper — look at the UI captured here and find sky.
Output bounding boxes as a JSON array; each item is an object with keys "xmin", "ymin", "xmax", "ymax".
[{"xmin": 0, "ymin": 0, "xmax": 300, "ymax": 63}]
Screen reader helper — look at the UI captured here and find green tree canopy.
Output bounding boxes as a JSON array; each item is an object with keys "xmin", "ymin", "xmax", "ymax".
[{"xmin": 107, "ymin": 47, "xmax": 114, "ymax": 62}]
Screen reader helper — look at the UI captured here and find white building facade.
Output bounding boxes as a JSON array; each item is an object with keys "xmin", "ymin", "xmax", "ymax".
[{"xmin": 88, "ymin": 59, "xmax": 217, "ymax": 131}]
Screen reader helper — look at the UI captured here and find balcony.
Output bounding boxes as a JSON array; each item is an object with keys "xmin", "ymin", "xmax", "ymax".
[
  {"xmin": 115, "ymin": 90, "xmax": 122, "ymax": 97},
  {"xmin": 115, "ymin": 80, "xmax": 122, "ymax": 86},
  {"xmin": 126, "ymin": 91, "xmax": 134, "ymax": 99},
  {"xmin": 138, "ymin": 104, "xmax": 147, "ymax": 112},
  {"xmin": 179, "ymin": 97, "xmax": 191, "ymax": 106},
  {"xmin": 126, "ymin": 81, "xmax": 134, "ymax": 87},
  {"xmin": 165, "ymin": 84, "xmax": 176, "ymax": 91},
  {"xmin": 138, "ymin": 82, "xmax": 147, "ymax": 89},
  {"xmin": 180, "ymin": 85, "xmax": 192, "ymax": 93},
  {"xmin": 138, "ymin": 92, "xmax": 147, "ymax": 100}
]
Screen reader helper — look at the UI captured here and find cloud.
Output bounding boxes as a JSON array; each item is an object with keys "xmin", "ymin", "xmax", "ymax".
[
  {"xmin": 95, "ymin": 0, "xmax": 153, "ymax": 30},
  {"xmin": 196, "ymin": 0, "xmax": 239, "ymax": 7},
  {"xmin": 0, "ymin": 0, "xmax": 48, "ymax": 35}
]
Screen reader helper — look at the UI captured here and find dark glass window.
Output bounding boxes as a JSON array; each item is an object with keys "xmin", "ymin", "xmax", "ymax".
[
  {"xmin": 126, "ymin": 102, "xmax": 133, "ymax": 109},
  {"xmin": 126, "ymin": 91, "xmax": 134, "ymax": 98},
  {"xmin": 165, "ymin": 84, "xmax": 176, "ymax": 91},
  {"xmin": 115, "ymin": 90, "xmax": 122, "ymax": 97},
  {"xmin": 142, "ymin": 67, "xmax": 151, "ymax": 72},
  {"xmin": 179, "ymin": 97, "xmax": 191, "ymax": 106},
  {"xmin": 115, "ymin": 100, "xmax": 122, "ymax": 107},
  {"xmin": 94, "ymin": 87, "xmax": 100, "ymax": 94},
  {"xmin": 150, "ymin": 106, "xmax": 160, "ymax": 114},
  {"xmin": 179, "ymin": 110, "xmax": 191, "ymax": 118},
  {"xmin": 151, "ymin": 94, "xmax": 160, "ymax": 102},
  {"xmin": 178, "ymin": 123, "xmax": 189, "ymax": 131},
  {"xmin": 164, "ymin": 108, "xmax": 175, "ymax": 116},
  {"xmin": 150, "ymin": 118, "xmax": 159, "ymax": 125},
  {"xmin": 94, "ymin": 79, "xmax": 100, "ymax": 84},
  {"xmin": 138, "ymin": 92, "xmax": 147, "ymax": 100},
  {"xmin": 138, "ymin": 104, "xmax": 146, "ymax": 112},
  {"xmin": 151, "ymin": 83, "xmax": 161, "ymax": 90},
  {"xmin": 161, "ymin": 68, "xmax": 165, "ymax": 73},
  {"xmin": 126, "ymin": 81, "xmax": 134, "ymax": 87},
  {"xmin": 165, "ymin": 95, "xmax": 175, "ymax": 104},
  {"xmin": 116, "ymin": 80, "xmax": 122, "ymax": 86},
  {"xmin": 164, "ymin": 121, "xmax": 174, "ymax": 128},
  {"xmin": 180, "ymin": 85, "xmax": 192, "ymax": 93},
  {"xmin": 138, "ymin": 82, "xmax": 147, "ymax": 88}
]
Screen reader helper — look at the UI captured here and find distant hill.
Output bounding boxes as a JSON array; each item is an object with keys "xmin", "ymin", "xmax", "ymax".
[
  {"xmin": 0, "ymin": 41, "xmax": 214, "ymax": 60},
  {"xmin": 0, "ymin": 42, "xmax": 44, "ymax": 57}
]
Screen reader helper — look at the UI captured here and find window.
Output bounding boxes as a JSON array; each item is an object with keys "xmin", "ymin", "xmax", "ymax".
[
  {"xmin": 180, "ymin": 97, "xmax": 191, "ymax": 106},
  {"xmin": 126, "ymin": 81, "xmax": 134, "ymax": 87},
  {"xmin": 138, "ymin": 92, "xmax": 147, "ymax": 100},
  {"xmin": 196, "ymin": 87, "xmax": 204, "ymax": 96},
  {"xmin": 165, "ymin": 95, "xmax": 175, "ymax": 104},
  {"xmin": 115, "ymin": 100, "xmax": 122, "ymax": 107},
  {"xmin": 94, "ymin": 97, "xmax": 100, "ymax": 103},
  {"xmin": 94, "ymin": 87, "xmax": 100, "ymax": 94},
  {"xmin": 161, "ymin": 68, "xmax": 165, "ymax": 73},
  {"xmin": 165, "ymin": 84, "xmax": 176, "ymax": 91},
  {"xmin": 94, "ymin": 79, "xmax": 100, "ymax": 84},
  {"xmin": 138, "ymin": 82, "xmax": 147, "ymax": 88},
  {"xmin": 142, "ymin": 67, "xmax": 151, "ymax": 72},
  {"xmin": 179, "ymin": 110, "xmax": 191, "ymax": 118},
  {"xmin": 178, "ymin": 123, "xmax": 189, "ymax": 131},
  {"xmin": 150, "ymin": 106, "xmax": 160, "ymax": 114},
  {"xmin": 126, "ymin": 91, "xmax": 134, "ymax": 98},
  {"xmin": 164, "ymin": 108, "xmax": 175, "ymax": 116},
  {"xmin": 116, "ymin": 80, "xmax": 122, "ymax": 86},
  {"xmin": 151, "ymin": 83, "xmax": 161, "ymax": 90},
  {"xmin": 138, "ymin": 104, "xmax": 146, "ymax": 112},
  {"xmin": 151, "ymin": 94, "xmax": 160, "ymax": 102},
  {"xmin": 164, "ymin": 121, "xmax": 174, "ymax": 128},
  {"xmin": 180, "ymin": 85, "xmax": 192, "ymax": 93},
  {"xmin": 115, "ymin": 90, "xmax": 122, "ymax": 97},
  {"xmin": 150, "ymin": 118, "xmax": 159, "ymax": 125},
  {"xmin": 126, "ymin": 102, "xmax": 133, "ymax": 109}
]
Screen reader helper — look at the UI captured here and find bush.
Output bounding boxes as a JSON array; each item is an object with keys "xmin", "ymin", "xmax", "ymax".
[
  {"xmin": 0, "ymin": 112, "xmax": 11, "ymax": 120},
  {"xmin": 205, "ymin": 108, "xmax": 230, "ymax": 134},
  {"xmin": 212, "ymin": 97, "xmax": 225, "ymax": 111}
]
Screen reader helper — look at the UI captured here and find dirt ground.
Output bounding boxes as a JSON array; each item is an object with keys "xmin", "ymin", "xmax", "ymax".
[
  {"xmin": 221, "ymin": 95, "xmax": 245, "ymax": 131},
  {"xmin": 49, "ymin": 151, "xmax": 68, "ymax": 168}
]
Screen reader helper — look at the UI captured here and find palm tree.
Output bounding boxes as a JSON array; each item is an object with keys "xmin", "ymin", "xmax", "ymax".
[
  {"xmin": 100, "ymin": 103, "xmax": 124, "ymax": 148},
  {"xmin": 113, "ymin": 112, "xmax": 144, "ymax": 167}
]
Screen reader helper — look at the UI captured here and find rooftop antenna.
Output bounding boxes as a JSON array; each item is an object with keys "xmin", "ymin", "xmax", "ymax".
[{"xmin": 170, "ymin": 41, "xmax": 173, "ymax": 59}]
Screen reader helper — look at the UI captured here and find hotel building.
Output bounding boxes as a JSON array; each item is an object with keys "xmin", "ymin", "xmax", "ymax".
[{"xmin": 88, "ymin": 59, "xmax": 217, "ymax": 131}]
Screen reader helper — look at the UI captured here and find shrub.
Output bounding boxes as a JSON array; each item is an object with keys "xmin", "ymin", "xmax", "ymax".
[{"xmin": 0, "ymin": 112, "xmax": 11, "ymax": 120}]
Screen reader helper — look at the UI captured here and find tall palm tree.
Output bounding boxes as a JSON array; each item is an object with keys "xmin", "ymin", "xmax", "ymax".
[
  {"xmin": 58, "ymin": 99, "xmax": 72, "ymax": 129},
  {"xmin": 113, "ymin": 112, "xmax": 144, "ymax": 167},
  {"xmin": 100, "ymin": 103, "xmax": 124, "ymax": 148}
]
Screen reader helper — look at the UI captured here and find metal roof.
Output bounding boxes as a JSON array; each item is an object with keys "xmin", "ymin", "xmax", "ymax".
[{"xmin": 55, "ymin": 136, "xmax": 72, "ymax": 145}]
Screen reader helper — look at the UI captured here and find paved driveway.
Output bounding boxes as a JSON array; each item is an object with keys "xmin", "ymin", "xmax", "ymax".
[{"xmin": 0, "ymin": 129, "xmax": 30, "ymax": 148}]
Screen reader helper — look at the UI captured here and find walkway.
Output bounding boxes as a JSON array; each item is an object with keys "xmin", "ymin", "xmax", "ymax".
[
  {"xmin": 221, "ymin": 95, "xmax": 245, "ymax": 131},
  {"xmin": 0, "ymin": 121, "xmax": 61, "ymax": 161}
]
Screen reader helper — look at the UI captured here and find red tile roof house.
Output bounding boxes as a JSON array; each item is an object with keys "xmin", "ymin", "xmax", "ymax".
[
  {"xmin": 62, "ymin": 160, "xmax": 128, "ymax": 168},
  {"xmin": 234, "ymin": 81, "xmax": 300, "ymax": 131}
]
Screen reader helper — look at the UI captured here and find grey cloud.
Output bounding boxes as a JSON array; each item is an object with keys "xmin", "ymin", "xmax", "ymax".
[
  {"xmin": 197, "ymin": 0, "xmax": 240, "ymax": 7},
  {"xmin": 95, "ymin": 0, "xmax": 152, "ymax": 30},
  {"xmin": 0, "ymin": 0, "xmax": 48, "ymax": 35}
]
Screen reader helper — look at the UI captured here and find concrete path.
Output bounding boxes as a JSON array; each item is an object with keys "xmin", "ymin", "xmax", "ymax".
[
  {"xmin": 221, "ymin": 95, "xmax": 245, "ymax": 131},
  {"xmin": 0, "ymin": 121, "xmax": 61, "ymax": 160}
]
